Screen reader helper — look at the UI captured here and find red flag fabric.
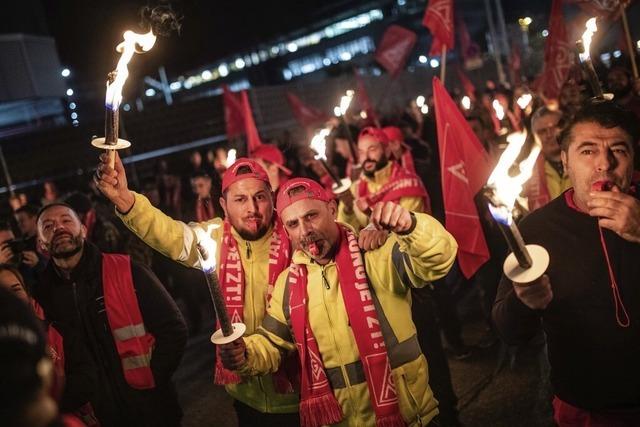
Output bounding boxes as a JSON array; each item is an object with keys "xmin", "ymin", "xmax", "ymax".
[
  {"xmin": 432, "ymin": 77, "xmax": 490, "ymax": 278},
  {"xmin": 565, "ymin": 0, "xmax": 628, "ymax": 20},
  {"xmin": 457, "ymin": 15, "xmax": 482, "ymax": 69},
  {"xmin": 285, "ymin": 92, "xmax": 328, "ymax": 128},
  {"xmin": 374, "ymin": 25, "xmax": 417, "ymax": 78},
  {"xmin": 537, "ymin": 0, "xmax": 573, "ymax": 100},
  {"xmin": 240, "ymin": 91, "xmax": 263, "ymax": 153},
  {"xmin": 354, "ymin": 71, "xmax": 378, "ymax": 125},
  {"xmin": 456, "ymin": 66, "xmax": 476, "ymax": 101},
  {"xmin": 422, "ymin": 0, "xmax": 455, "ymax": 56},
  {"xmin": 223, "ymin": 85, "xmax": 244, "ymax": 140}
]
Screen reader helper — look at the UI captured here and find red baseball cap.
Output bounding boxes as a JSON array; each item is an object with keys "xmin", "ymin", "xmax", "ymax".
[
  {"xmin": 221, "ymin": 158, "xmax": 271, "ymax": 192},
  {"xmin": 251, "ymin": 144, "xmax": 292, "ymax": 176},
  {"xmin": 382, "ymin": 126, "xmax": 403, "ymax": 142},
  {"xmin": 276, "ymin": 178, "xmax": 333, "ymax": 213},
  {"xmin": 358, "ymin": 126, "xmax": 389, "ymax": 144}
]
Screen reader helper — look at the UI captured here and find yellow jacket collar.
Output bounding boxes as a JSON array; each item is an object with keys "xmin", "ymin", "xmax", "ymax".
[
  {"xmin": 363, "ymin": 161, "xmax": 394, "ymax": 186},
  {"xmin": 229, "ymin": 221, "xmax": 275, "ymax": 251}
]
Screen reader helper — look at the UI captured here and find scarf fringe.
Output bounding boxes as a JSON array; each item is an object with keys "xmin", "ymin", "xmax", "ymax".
[
  {"xmin": 300, "ymin": 393, "xmax": 344, "ymax": 427},
  {"xmin": 376, "ymin": 413, "xmax": 406, "ymax": 427},
  {"xmin": 214, "ymin": 361, "xmax": 241, "ymax": 385}
]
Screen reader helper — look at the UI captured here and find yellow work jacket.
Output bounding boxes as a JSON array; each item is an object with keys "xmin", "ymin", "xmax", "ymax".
[
  {"xmin": 544, "ymin": 160, "xmax": 572, "ymax": 200},
  {"xmin": 338, "ymin": 162, "xmax": 424, "ymax": 231},
  {"xmin": 241, "ymin": 212, "xmax": 458, "ymax": 426},
  {"xmin": 117, "ymin": 192, "xmax": 298, "ymax": 413}
]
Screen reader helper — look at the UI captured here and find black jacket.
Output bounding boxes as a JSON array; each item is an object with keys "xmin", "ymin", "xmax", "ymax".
[{"xmin": 35, "ymin": 242, "xmax": 188, "ymax": 427}]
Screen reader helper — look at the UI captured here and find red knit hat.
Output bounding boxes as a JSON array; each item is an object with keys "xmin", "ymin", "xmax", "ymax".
[
  {"xmin": 382, "ymin": 126, "xmax": 403, "ymax": 142},
  {"xmin": 358, "ymin": 126, "xmax": 389, "ymax": 144},
  {"xmin": 221, "ymin": 158, "xmax": 271, "ymax": 192},
  {"xmin": 276, "ymin": 178, "xmax": 333, "ymax": 213}
]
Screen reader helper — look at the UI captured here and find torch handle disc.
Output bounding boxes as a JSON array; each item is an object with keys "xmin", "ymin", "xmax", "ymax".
[
  {"xmin": 503, "ymin": 244, "xmax": 549, "ymax": 284},
  {"xmin": 332, "ymin": 178, "xmax": 352, "ymax": 195},
  {"xmin": 91, "ymin": 137, "xmax": 132, "ymax": 150},
  {"xmin": 210, "ymin": 322, "xmax": 246, "ymax": 345}
]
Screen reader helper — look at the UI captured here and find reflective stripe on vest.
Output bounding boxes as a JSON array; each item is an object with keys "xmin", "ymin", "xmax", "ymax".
[{"xmin": 102, "ymin": 254, "xmax": 156, "ymax": 390}]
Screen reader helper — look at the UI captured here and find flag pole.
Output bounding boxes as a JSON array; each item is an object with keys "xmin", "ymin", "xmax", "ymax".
[
  {"xmin": 440, "ymin": 44, "xmax": 447, "ymax": 83},
  {"xmin": 620, "ymin": 4, "xmax": 639, "ymax": 79}
]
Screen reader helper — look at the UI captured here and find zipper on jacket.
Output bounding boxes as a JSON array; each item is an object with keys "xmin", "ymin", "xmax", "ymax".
[
  {"xmin": 246, "ymin": 241, "xmax": 252, "ymax": 259},
  {"xmin": 321, "ymin": 267, "xmax": 330, "ymax": 289}
]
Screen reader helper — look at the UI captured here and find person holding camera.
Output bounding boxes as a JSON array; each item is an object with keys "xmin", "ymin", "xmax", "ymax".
[{"xmin": 0, "ymin": 222, "xmax": 42, "ymax": 291}]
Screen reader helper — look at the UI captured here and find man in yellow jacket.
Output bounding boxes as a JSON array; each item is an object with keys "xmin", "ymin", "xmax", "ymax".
[
  {"xmin": 95, "ymin": 154, "xmax": 299, "ymax": 426},
  {"xmin": 220, "ymin": 177, "xmax": 457, "ymax": 427},
  {"xmin": 338, "ymin": 126, "xmax": 431, "ymax": 231}
]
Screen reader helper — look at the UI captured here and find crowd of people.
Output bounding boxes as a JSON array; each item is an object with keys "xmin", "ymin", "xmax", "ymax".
[{"xmin": 1, "ymin": 55, "xmax": 639, "ymax": 427}]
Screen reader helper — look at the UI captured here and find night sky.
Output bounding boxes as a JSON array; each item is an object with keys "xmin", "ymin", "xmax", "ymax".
[{"xmin": 5, "ymin": 0, "xmax": 549, "ymax": 88}]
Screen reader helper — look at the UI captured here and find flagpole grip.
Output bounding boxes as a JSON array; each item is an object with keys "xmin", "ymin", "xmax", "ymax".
[{"xmin": 440, "ymin": 44, "xmax": 447, "ymax": 83}]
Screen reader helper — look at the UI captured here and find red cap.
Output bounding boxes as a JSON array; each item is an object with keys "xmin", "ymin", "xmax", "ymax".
[
  {"xmin": 358, "ymin": 126, "xmax": 389, "ymax": 144},
  {"xmin": 221, "ymin": 158, "xmax": 271, "ymax": 192},
  {"xmin": 382, "ymin": 126, "xmax": 403, "ymax": 142},
  {"xmin": 276, "ymin": 178, "xmax": 333, "ymax": 213},
  {"xmin": 251, "ymin": 144, "xmax": 292, "ymax": 176}
]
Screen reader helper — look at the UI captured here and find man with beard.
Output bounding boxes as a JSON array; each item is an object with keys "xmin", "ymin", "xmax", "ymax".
[
  {"xmin": 33, "ymin": 203, "xmax": 188, "ymax": 427},
  {"xmin": 525, "ymin": 107, "xmax": 572, "ymax": 211},
  {"xmin": 607, "ymin": 65, "xmax": 640, "ymax": 119},
  {"xmin": 94, "ymin": 154, "xmax": 300, "ymax": 426},
  {"xmin": 219, "ymin": 177, "xmax": 457, "ymax": 427},
  {"xmin": 493, "ymin": 101, "xmax": 640, "ymax": 426},
  {"xmin": 337, "ymin": 126, "xmax": 430, "ymax": 231}
]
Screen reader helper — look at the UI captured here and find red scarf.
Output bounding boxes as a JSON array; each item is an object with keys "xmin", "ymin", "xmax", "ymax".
[
  {"xmin": 289, "ymin": 226, "xmax": 405, "ymax": 427},
  {"xmin": 358, "ymin": 162, "xmax": 430, "ymax": 214},
  {"xmin": 399, "ymin": 146, "xmax": 416, "ymax": 175},
  {"xmin": 214, "ymin": 220, "xmax": 291, "ymax": 385},
  {"xmin": 525, "ymin": 156, "xmax": 552, "ymax": 212},
  {"xmin": 195, "ymin": 197, "xmax": 216, "ymax": 222}
]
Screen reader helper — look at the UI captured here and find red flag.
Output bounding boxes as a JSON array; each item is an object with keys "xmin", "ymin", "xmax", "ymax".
[
  {"xmin": 432, "ymin": 77, "xmax": 490, "ymax": 278},
  {"xmin": 457, "ymin": 15, "xmax": 482, "ymax": 69},
  {"xmin": 374, "ymin": 25, "xmax": 417, "ymax": 78},
  {"xmin": 240, "ymin": 91, "xmax": 263, "ymax": 153},
  {"xmin": 422, "ymin": 0, "xmax": 455, "ymax": 56},
  {"xmin": 456, "ymin": 66, "xmax": 476, "ymax": 101},
  {"xmin": 537, "ymin": 0, "xmax": 573, "ymax": 100},
  {"xmin": 565, "ymin": 0, "xmax": 628, "ymax": 20},
  {"xmin": 285, "ymin": 92, "xmax": 328, "ymax": 128},
  {"xmin": 354, "ymin": 71, "xmax": 378, "ymax": 125},
  {"xmin": 223, "ymin": 85, "xmax": 244, "ymax": 140}
]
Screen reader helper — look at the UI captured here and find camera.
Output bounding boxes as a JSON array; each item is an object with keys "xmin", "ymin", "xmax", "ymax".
[{"xmin": 3, "ymin": 239, "xmax": 28, "ymax": 264}]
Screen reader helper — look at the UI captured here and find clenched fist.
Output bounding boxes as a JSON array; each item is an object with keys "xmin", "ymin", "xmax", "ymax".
[
  {"xmin": 94, "ymin": 151, "xmax": 135, "ymax": 213},
  {"xmin": 513, "ymin": 274, "xmax": 553, "ymax": 310},
  {"xmin": 218, "ymin": 338, "xmax": 247, "ymax": 371},
  {"xmin": 370, "ymin": 201, "xmax": 415, "ymax": 235}
]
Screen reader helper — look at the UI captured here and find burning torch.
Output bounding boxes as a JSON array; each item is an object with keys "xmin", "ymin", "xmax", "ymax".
[
  {"xmin": 92, "ymin": 30, "xmax": 157, "ymax": 169},
  {"xmin": 484, "ymin": 131, "xmax": 549, "ymax": 283},
  {"xmin": 225, "ymin": 148, "xmax": 237, "ymax": 169},
  {"xmin": 310, "ymin": 128, "xmax": 352, "ymax": 195},
  {"xmin": 333, "ymin": 90, "xmax": 359, "ymax": 165},
  {"xmin": 576, "ymin": 18, "xmax": 607, "ymax": 101},
  {"xmin": 195, "ymin": 225, "xmax": 246, "ymax": 345}
]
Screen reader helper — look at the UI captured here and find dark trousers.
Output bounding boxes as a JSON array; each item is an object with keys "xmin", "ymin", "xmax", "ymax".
[{"xmin": 233, "ymin": 400, "xmax": 299, "ymax": 427}]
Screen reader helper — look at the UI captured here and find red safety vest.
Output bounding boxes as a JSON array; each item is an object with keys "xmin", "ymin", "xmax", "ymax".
[{"xmin": 102, "ymin": 254, "xmax": 156, "ymax": 390}]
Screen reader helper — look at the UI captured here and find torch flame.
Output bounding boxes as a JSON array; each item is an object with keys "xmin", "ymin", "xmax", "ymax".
[
  {"xmin": 105, "ymin": 30, "xmax": 157, "ymax": 111},
  {"xmin": 194, "ymin": 223, "xmax": 221, "ymax": 273},
  {"xmin": 461, "ymin": 96, "xmax": 471, "ymax": 110},
  {"xmin": 516, "ymin": 93, "xmax": 532, "ymax": 110},
  {"xmin": 486, "ymin": 131, "xmax": 540, "ymax": 224},
  {"xmin": 225, "ymin": 149, "xmax": 237, "ymax": 168},
  {"xmin": 579, "ymin": 18, "xmax": 598, "ymax": 62},
  {"xmin": 338, "ymin": 90, "xmax": 354, "ymax": 116},
  {"xmin": 492, "ymin": 99, "xmax": 505, "ymax": 121},
  {"xmin": 310, "ymin": 128, "xmax": 332, "ymax": 161}
]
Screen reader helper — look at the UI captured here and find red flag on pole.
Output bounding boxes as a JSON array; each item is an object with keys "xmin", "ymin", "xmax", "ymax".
[
  {"xmin": 285, "ymin": 92, "xmax": 328, "ymax": 128},
  {"xmin": 457, "ymin": 15, "xmax": 482, "ymax": 69},
  {"xmin": 374, "ymin": 25, "xmax": 418, "ymax": 78},
  {"xmin": 432, "ymin": 77, "xmax": 490, "ymax": 278},
  {"xmin": 537, "ymin": 0, "xmax": 573, "ymax": 100},
  {"xmin": 456, "ymin": 66, "xmax": 476, "ymax": 101},
  {"xmin": 422, "ymin": 0, "xmax": 455, "ymax": 56},
  {"xmin": 223, "ymin": 85, "xmax": 244, "ymax": 140},
  {"xmin": 240, "ymin": 91, "xmax": 263, "ymax": 153},
  {"xmin": 354, "ymin": 71, "xmax": 378, "ymax": 125}
]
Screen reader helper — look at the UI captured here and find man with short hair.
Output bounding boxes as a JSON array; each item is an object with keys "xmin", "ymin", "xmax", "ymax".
[
  {"xmin": 493, "ymin": 101, "xmax": 640, "ymax": 426},
  {"xmin": 95, "ymin": 153, "xmax": 300, "ymax": 426},
  {"xmin": 525, "ymin": 107, "xmax": 572, "ymax": 211},
  {"xmin": 220, "ymin": 177, "xmax": 457, "ymax": 426},
  {"xmin": 33, "ymin": 203, "xmax": 187, "ymax": 427},
  {"xmin": 14, "ymin": 204, "xmax": 39, "ymax": 242},
  {"xmin": 251, "ymin": 144, "xmax": 292, "ymax": 192},
  {"xmin": 190, "ymin": 171, "xmax": 220, "ymax": 222},
  {"xmin": 338, "ymin": 126, "xmax": 430, "ymax": 231}
]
